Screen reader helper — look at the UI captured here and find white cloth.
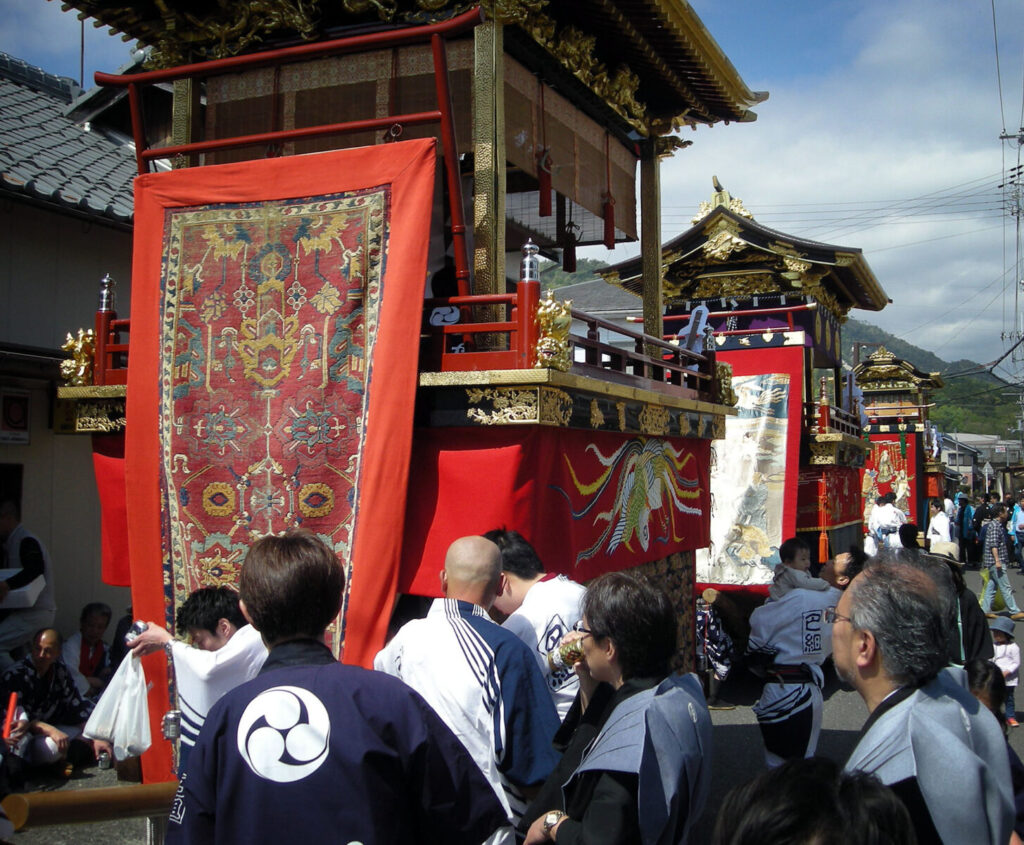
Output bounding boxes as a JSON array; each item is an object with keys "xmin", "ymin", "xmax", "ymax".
[
  {"xmin": 501, "ymin": 575, "xmax": 585, "ymax": 720},
  {"xmin": 994, "ymin": 641, "xmax": 1020, "ymax": 688},
  {"xmin": 62, "ymin": 631, "xmax": 109, "ymax": 697},
  {"xmin": 0, "ymin": 524, "xmax": 56, "ymax": 672},
  {"xmin": 171, "ymin": 623, "xmax": 267, "ymax": 756},
  {"xmin": 2, "ymin": 523, "xmax": 55, "ymax": 612},
  {"xmin": 926, "ymin": 511, "xmax": 951, "ymax": 544}
]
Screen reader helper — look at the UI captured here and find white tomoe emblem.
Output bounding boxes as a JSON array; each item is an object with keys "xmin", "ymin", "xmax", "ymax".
[{"xmin": 237, "ymin": 686, "xmax": 330, "ymax": 783}]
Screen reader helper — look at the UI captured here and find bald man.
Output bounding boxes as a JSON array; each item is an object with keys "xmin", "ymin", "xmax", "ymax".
[{"xmin": 375, "ymin": 536, "xmax": 560, "ymax": 841}]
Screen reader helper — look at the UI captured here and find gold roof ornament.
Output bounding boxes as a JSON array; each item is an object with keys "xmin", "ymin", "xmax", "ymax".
[
  {"xmin": 601, "ymin": 180, "xmax": 888, "ymax": 319},
  {"xmin": 853, "ymin": 346, "xmax": 944, "ymax": 393}
]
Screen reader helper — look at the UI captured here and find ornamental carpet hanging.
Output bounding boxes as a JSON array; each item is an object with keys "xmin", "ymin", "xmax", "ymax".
[{"xmin": 125, "ymin": 140, "xmax": 435, "ymax": 780}]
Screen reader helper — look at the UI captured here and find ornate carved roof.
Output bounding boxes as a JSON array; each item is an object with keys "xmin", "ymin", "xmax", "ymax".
[
  {"xmin": 61, "ymin": 0, "xmax": 765, "ymax": 137},
  {"xmin": 598, "ymin": 184, "xmax": 889, "ymax": 318},
  {"xmin": 853, "ymin": 346, "xmax": 944, "ymax": 393}
]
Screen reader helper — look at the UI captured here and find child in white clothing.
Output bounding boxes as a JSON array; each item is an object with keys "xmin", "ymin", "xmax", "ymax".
[{"xmin": 991, "ymin": 616, "xmax": 1020, "ymax": 727}]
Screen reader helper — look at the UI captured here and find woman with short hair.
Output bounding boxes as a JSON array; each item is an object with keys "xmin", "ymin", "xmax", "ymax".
[{"xmin": 521, "ymin": 572, "xmax": 711, "ymax": 845}]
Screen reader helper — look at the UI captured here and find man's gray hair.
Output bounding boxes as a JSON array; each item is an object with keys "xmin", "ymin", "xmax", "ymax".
[{"xmin": 850, "ymin": 548, "xmax": 952, "ymax": 687}]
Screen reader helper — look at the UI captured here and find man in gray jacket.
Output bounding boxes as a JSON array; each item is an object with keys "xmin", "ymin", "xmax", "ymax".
[{"xmin": 835, "ymin": 550, "xmax": 1013, "ymax": 844}]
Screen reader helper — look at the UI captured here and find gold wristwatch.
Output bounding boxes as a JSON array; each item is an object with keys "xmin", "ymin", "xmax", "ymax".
[{"xmin": 542, "ymin": 810, "xmax": 566, "ymax": 837}]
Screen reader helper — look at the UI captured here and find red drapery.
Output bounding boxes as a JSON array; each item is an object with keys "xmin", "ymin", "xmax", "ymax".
[
  {"xmin": 126, "ymin": 139, "xmax": 435, "ymax": 781},
  {"xmin": 400, "ymin": 427, "xmax": 711, "ymax": 594}
]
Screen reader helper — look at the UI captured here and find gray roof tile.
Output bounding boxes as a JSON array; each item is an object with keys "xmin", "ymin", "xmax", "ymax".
[{"xmin": 0, "ymin": 52, "xmax": 134, "ymax": 225}]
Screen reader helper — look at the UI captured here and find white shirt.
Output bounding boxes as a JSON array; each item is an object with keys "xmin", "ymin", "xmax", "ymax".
[
  {"xmin": 172, "ymin": 623, "xmax": 268, "ymax": 754},
  {"xmin": 501, "ymin": 574, "xmax": 586, "ymax": 720},
  {"xmin": 927, "ymin": 511, "xmax": 952, "ymax": 543}
]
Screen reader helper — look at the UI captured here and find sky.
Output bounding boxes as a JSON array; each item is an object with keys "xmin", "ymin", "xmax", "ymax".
[{"xmin": 2, "ymin": 0, "xmax": 1024, "ymax": 372}]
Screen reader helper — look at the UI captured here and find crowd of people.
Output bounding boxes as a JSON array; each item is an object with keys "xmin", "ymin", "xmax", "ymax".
[{"xmin": 7, "ymin": 488, "xmax": 1024, "ymax": 843}]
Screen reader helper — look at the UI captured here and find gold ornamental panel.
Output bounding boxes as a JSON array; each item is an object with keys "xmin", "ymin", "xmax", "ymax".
[{"xmin": 465, "ymin": 387, "xmax": 539, "ymax": 424}]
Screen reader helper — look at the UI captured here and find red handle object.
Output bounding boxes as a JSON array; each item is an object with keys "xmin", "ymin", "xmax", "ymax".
[{"xmin": 3, "ymin": 692, "xmax": 17, "ymax": 738}]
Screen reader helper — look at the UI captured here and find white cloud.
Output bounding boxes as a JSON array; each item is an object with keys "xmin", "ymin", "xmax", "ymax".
[{"xmin": 646, "ymin": 0, "xmax": 1024, "ymax": 366}]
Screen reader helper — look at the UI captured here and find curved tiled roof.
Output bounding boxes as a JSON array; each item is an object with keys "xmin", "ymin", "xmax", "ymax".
[{"xmin": 0, "ymin": 52, "xmax": 135, "ymax": 226}]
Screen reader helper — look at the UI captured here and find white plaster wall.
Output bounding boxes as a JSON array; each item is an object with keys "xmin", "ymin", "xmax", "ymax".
[{"xmin": 0, "ymin": 200, "xmax": 133, "ymax": 639}]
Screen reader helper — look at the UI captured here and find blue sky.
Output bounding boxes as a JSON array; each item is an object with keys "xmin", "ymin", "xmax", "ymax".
[{"xmin": 3, "ymin": 0, "xmax": 1024, "ymax": 374}]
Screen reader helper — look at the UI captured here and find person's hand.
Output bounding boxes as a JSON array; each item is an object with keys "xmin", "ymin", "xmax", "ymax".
[
  {"xmin": 130, "ymin": 624, "xmax": 172, "ymax": 657},
  {"xmin": 559, "ymin": 631, "xmax": 599, "ymax": 708},
  {"xmin": 90, "ymin": 738, "xmax": 113, "ymax": 761},
  {"xmin": 524, "ymin": 812, "xmax": 566, "ymax": 844},
  {"xmin": 5, "ymin": 720, "xmax": 27, "ymax": 750},
  {"xmin": 37, "ymin": 723, "xmax": 69, "ymax": 753}
]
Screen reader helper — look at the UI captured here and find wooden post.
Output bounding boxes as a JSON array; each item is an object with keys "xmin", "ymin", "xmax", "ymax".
[{"xmin": 640, "ymin": 139, "xmax": 663, "ymax": 357}]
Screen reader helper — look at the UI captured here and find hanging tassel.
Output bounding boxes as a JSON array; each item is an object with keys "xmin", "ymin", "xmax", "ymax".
[
  {"xmin": 602, "ymin": 192, "xmax": 615, "ymax": 249},
  {"xmin": 899, "ymin": 430, "xmax": 907, "ymax": 457},
  {"xmin": 601, "ymin": 133, "xmax": 615, "ymax": 248},
  {"xmin": 563, "ymin": 222, "xmax": 578, "ymax": 273},
  {"xmin": 537, "ymin": 81, "xmax": 552, "ymax": 217},
  {"xmin": 538, "ymin": 148, "xmax": 552, "ymax": 217}
]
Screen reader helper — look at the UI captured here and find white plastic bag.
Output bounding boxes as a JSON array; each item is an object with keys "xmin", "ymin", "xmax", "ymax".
[{"xmin": 83, "ymin": 653, "xmax": 151, "ymax": 759}]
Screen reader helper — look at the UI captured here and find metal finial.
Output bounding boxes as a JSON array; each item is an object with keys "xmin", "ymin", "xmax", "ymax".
[
  {"xmin": 98, "ymin": 274, "xmax": 116, "ymax": 312},
  {"xmin": 520, "ymin": 239, "xmax": 540, "ymax": 283}
]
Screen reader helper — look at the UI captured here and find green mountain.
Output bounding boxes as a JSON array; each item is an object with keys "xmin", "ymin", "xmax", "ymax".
[{"xmin": 842, "ymin": 318, "xmax": 1018, "ymax": 436}]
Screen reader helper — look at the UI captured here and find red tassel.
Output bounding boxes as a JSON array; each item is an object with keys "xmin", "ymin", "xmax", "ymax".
[
  {"xmin": 538, "ymin": 148, "xmax": 552, "ymax": 217},
  {"xmin": 602, "ymin": 193, "xmax": 615, "ymax": 249}
]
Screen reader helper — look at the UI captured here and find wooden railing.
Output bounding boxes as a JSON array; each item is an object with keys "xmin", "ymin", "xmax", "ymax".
[
  {"xmin": 92, "ymin": 274, "xmax": 717, "ymax": 404},
  {"xmin": 805, "ymin": 401, "xmax": 862, "ymax": 438},
  {"xmin": 421, "ymin": 276, "xmax": 716, "ymax": 402},
  {"xmin": 94, "ymin": 310, "xmax": 129, "ymax": 386}
]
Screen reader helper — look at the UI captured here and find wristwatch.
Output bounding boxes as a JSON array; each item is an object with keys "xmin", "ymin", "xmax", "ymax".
[{"xmin": 542, "ymin": 810, "xmax": 566, "ymax": 838}]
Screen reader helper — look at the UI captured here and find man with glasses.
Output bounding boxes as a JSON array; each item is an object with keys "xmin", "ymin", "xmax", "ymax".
[{"xmin": 836, "ymin": 550, "xmax": 1013, "ymax": 844}]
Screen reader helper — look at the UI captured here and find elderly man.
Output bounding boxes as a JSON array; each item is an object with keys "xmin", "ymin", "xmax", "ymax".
[
  {"xmin": 484, "ymin": 528, "xmax": 585, "ymax": 719},
  {"xmin": 835, "ymin": 551, "xmax": 1013, "ymax": 843},
  {"xmin": 1, "ymin": 628, "xmax": 111, "ymax": 768},
  {"xmin": 130, "ymin": 586, "xmax": 268, "ymax": 772},
  {"xmin": 375, "ymin": 535, "xmax": 560, "ymax": 836},
  {"xmin": 166, "ymin": 531, "xmax": 509, "ymax": 845}
]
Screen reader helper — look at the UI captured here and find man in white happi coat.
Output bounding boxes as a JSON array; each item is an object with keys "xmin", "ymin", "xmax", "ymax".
[
  {"xmin": 837, "ymin": 549, "xmax": 1013, "ymax": 844},
  {"xmin": 925, "ymin": 497, "xmax": 951, "ymax": 545},
  {"xmin": 485, "ymin": 528, "xmax": 585, "ymax": 720},
  {"xmin": 747, "ymin": 536, "xmax": 839, "ymax": 768},
  {"xmin": 130, "ymin": 586, "xmax": 268, "ymax": 771},
  {"xmin": 375, "ymin": 536, "xmax": 560, "ymax": 837},
  {"xmin": 868, "ymin": 492, "xmax": 906, "ymax": 549}
]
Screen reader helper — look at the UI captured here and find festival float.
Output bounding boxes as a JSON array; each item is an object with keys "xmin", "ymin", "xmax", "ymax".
[
  {"xmin": 599, "ymin": 183, "xmax": 889, "ymax": 605},
  {"xmin": 54, "ymin": 1, "xmax": 763, "ymax": 780},
  {"xmin": 854, "ymin": 346, "xmax": 947, "ymax": 531}
]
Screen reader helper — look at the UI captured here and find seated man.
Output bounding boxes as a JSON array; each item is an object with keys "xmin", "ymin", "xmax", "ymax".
[
  {"xmin": 63, "ymin": 602, "xmax": 112, "ymax": 698},
  {"xmin": 838, "ymin": 550, "xmax": 1014, "ymax": 843},
  {"xmin": 2, "ymin": 628, "xmax": 111, "ymax": 768},
  {"xmin": 130, "ymin": 586, "xmax": 268, "ymax": 770},
  {"xmin": 166, "ymin": 530, "xmax": 510, "ymax": 845}
]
